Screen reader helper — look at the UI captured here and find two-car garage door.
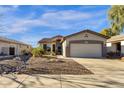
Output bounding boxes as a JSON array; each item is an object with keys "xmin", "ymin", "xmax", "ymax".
[{"xmin": 70, "ymin": 44, "xmax": 102, "ymax": 58}]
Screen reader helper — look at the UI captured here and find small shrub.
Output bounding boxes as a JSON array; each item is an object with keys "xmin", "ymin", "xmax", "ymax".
[
  {"xmin": 107, "ymin": 51, "xmax": 116, "ymax": 57},
  {"xmin": 21, "ymin": 50, "xmax": 31, "ymax": 56},
  {"xmin": 107, "ymin": 51, "xmax": 120, "ymax": 58},
  {"xmin": 31, "ymin": 47, "xmax": 44, "ymax": 57}
]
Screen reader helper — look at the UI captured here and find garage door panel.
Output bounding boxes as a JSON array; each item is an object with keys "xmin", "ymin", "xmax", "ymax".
[{"xmin": 70, "ymin": 44, "xmax": 102, "ymax": 58}]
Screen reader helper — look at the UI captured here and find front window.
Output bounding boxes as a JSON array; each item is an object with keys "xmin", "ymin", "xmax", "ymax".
[
  {"xmin": 43, "ymin": 44, "xmax": 47, "ymax": 50},
  {"xmin": 46, "ymin": 44, "xmax": 51, "ymax": 51},
  {"xmin": 1, "ymin": 47, "xmax": 8, "ymax": 55},
  {"xmin": 43, "ymin": 44, "xmax": 51, "ymax": 52}
]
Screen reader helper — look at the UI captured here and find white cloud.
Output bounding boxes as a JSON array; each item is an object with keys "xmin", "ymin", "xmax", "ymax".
[
  {"xmin": 12, "ymin": 5, "xmax": 19, "ymax": 8},
  {"xmin": 0, "ymin": 6, "xmax": 19, "ymax": 14},
  {"xmin": 0, "ymin": 7, "xmax": 108, "ymax": 37},
  {"xmin": 0, "ymin": 6, "xmax": 12, "ymax": 14},
  {"xmin": 0, "ymin": 6, "xmax": 110, "ymax": 46},
  {"xmin": 41, "ymin": 10, "xmax": 92, "ymax": 21}
]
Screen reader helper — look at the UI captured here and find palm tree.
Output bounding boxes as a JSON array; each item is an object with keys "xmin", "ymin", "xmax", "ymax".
[{"xmin": 108, "ymin": 5, "xmax": 124, "ymax": 35}]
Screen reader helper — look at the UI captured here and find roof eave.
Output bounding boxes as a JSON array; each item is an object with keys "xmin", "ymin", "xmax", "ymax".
[{"xmin": 64, "ymin": 29, "xmax": 109, "ymax": 40}]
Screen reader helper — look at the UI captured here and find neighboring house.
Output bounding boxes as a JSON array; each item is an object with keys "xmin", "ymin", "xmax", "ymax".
[
  {"xmin": 106, "ymin": 35, "xmax": 124, "ymax": 56},
  {"xmin": 0, "ymin": 37, "xmax": 31, "ymax": 56},
  {"xmin": 62, "ymin": 29, "xmax": 108, "ymax": 58},
  {"xmin": 38, "ymin": 35, "xmax": 64, "ymax": 55}
]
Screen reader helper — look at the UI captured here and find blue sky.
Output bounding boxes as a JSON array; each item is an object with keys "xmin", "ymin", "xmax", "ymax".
[{"xmin": 0, "ymin": 5, "xmax": 111, "ymax": 47}]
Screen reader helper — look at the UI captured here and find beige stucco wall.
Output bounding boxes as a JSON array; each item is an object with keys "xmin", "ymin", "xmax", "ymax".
[
  {"xmin": 39, "ymin": 44, "xmax": 43, "ymax": 49},
  {"xmin": 107, "ymin": 41, "xmax": 124, "ymax": 56},
  {"xmin": 121, "ymin": 46, "xmax": 124, "ymax": 55},
  {"xmin": 107, "ymin": 43, "xmax": 117, "ymax": 53},
  {"xmin": 0, "ymin": 41, "xmax": 17, "ymax": 55},
  {"xmin": 106, "ymin": 41, "xmax": 124, "ymax": 56},
  {"xmin": 18, "ymin": 44, "xmax": 31, "ymax": 55},
  {"xmin": 62, "ymin": 40, "xmax": 66, "ymax": 57},
  {"xmin": 62, "ymin": 32, "xmax": 107, "ymax": 57},
  {"xmin": 121, "ymin": 41, "xmax": 124, "ymax": 55},
  {"xmin": 0, "ymin": 41, "xmax": 31, "ymax": 56},
  {"xmin": 65, "ymin": 32, "xmax": 106, "ymax": 45}
]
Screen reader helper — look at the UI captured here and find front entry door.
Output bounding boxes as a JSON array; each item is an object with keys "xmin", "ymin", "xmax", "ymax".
[
  {"xmin": 9, "ymin": 47, "xmax": 15, "ymax": 55},
  {"xmin": 116, "ymin": 42, "xmax": 121, "ymax": 56}
]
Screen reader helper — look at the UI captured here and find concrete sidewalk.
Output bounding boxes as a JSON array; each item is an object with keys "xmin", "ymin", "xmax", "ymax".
[{"xmin": 1, "ymin": 74, "xmax": 124, "ymax": 88}]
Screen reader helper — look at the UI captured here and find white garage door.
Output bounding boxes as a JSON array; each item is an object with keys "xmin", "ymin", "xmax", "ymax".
[{"xmin": 70, "ymin": 44, "xmax": 102, "ymax": 58}]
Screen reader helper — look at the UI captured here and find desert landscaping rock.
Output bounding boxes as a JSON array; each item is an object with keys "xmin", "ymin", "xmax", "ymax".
[{"xmin": 19, "ymin": 57, "xmax": 93, "ymax": 75}]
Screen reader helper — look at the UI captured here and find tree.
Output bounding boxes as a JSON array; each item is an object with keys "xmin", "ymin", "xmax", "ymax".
[
  {"xmin": 100, "ymin": 28, "xmax": 116, "ymax": 37},
  {"xmin": 108, "ymin": 5, "xmax": 124, "ymax": 35}
]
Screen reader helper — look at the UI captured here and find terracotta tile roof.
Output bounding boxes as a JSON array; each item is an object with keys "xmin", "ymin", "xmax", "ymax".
[
  {"xmin": 51, "ymin": 35, "xmax": 63, "ymax": 39},
  {"xmin": 0, "ymin": 36, "xmax": 30, "ymax": 46},
  {"xmin": 51, "ymin": 35, "xmax": 63, "ymax": 42},
  {"xmin": 107, "ymin": 34, "xmax": 124, "ymax": 42},
  {"xmin": 38, "ymin": 38, "xmax": 51, "ymax": 43},
  {"xmin": 38, "ymin": 35, "xmax": 64, "ymax": 43}
]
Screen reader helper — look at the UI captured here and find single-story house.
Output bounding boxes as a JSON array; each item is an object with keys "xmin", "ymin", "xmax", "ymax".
[
  {"xmin": 62, "ymin": 29, "xmax": 109, "ymax": 58},
  {"xmin": 38, "ymin": 35, "xmax": 64, "ymax": 55},
  {"xmin": 0, "ymin": 36, "xmax": 31, "ymax": 56},
  {"xmin": 106, "ymin": 35, "xmax": 124, "ymax": 56},
  {"xmin": 38, "ymin": 29, "xmax": 109, "ymax": 58}
]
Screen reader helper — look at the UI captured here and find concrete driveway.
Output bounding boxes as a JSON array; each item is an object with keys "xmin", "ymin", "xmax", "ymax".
[
  {"xmin": 73, "ymin": 58, "xmax": 124, "ymax": 75},
  {"xmin": 1, "ymin": 58, "xmax": 124, "ymax": 88}
]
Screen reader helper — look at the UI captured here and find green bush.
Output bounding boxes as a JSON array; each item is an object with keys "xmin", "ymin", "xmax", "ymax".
[
  {"xmin": 107, "ymin": 51, "xmax": 120, "ymax": 58},
  {"xmin": 31, "ymin": 47, "xmax": 44, "ymax": 57}
]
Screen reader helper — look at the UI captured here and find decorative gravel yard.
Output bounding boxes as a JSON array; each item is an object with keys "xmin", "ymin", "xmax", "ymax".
[{"xmin": 20, "ymin": 56, "xmax": 93, "ymax": 75}]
